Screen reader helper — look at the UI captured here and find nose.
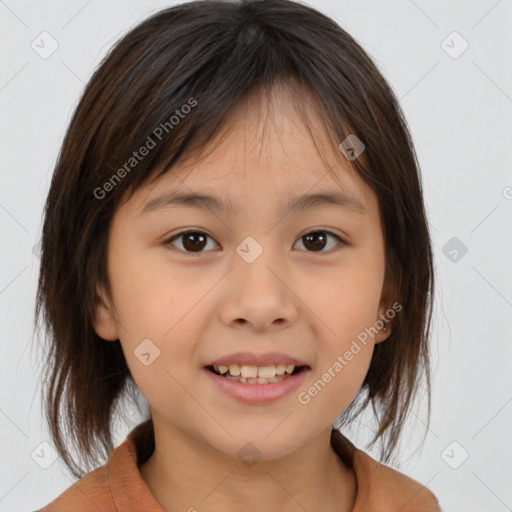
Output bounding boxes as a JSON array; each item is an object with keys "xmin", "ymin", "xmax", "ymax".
[{"xmin": 219, "ymin": 248, "xmax": 299, "ymax": 333}]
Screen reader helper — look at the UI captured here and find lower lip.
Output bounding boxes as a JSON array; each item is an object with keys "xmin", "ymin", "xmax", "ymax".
[{"xmin": 203, "ymin": 367, "xmax": 310, "ymax": 404}]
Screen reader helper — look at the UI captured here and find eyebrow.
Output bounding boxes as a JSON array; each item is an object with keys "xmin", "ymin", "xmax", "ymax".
[{"xmin": 139, "ymin": 190, "xmax": 368, "ymax": 217}]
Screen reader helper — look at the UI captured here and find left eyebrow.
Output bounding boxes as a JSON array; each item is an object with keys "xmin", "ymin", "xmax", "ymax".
[{"xmin": 138, "ymin": 190, "xmax": 368, "ymax": 217}]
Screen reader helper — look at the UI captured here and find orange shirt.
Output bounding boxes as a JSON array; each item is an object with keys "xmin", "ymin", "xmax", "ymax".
[{"xmin": 38, "ymin": 420, "xmax": 441, "ymax": 511}]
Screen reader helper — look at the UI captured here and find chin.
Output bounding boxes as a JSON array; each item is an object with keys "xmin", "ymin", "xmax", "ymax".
[{"xmin": 203, "ymin": 423, "xmax": 308, "ymax": 463}]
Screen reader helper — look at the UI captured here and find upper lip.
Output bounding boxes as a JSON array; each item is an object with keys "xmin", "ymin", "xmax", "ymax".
[{"xmin": 205, "ymin": 351, "xmax": 310, "ymax": 368}]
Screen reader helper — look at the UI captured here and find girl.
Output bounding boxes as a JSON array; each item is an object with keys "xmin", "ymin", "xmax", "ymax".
[{"xmin": 35, "ymin": 0, "xmax": 440, "ymax": 510}]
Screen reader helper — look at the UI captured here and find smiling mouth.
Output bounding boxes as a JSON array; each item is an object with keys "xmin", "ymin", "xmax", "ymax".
[{"xmin": 205, "ymin": 364, "xmax": 308, "ymax": 384}]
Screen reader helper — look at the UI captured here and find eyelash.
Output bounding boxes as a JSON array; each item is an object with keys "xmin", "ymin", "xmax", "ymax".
[{"xmin": 164, "ymin": 229, "xmax": 346, "ymax": 255}]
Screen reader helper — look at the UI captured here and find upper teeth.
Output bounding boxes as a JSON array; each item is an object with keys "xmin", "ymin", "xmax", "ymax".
[{"xmin": 213, "ymin": 364, "xmax": 296, "ymax": 378}]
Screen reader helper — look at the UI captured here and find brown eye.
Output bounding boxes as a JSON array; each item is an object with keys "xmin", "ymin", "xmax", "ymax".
[
  {"xmin": 166, "ymin": 231, "xmax": 218, "ymax": 253},
  {"xmin": 165, "ymin": 229, "xmax": 345, "ymax": 255},
  {"xmin": 294, "ymin": 230, "xmax": 345, "ymax": 252}
]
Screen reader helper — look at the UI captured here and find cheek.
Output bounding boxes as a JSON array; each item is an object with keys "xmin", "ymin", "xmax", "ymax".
[
  {"xmin": 108, "ymin": 242, "xmax": 197, "ymax": 336},
  {"xmin": 312, "ymin": 265, "xmax": 383, "ymax": 342},
  {"xmin": 304, "ymin": 257, "xmax": 382, "ymax": 406},
  {"xmin": 302, "ymin": 332, "xmax": 374, "ymax": 422},
  {"xmin": 109, "ymin": 246, "xmax": 213, "ymax": 349}
]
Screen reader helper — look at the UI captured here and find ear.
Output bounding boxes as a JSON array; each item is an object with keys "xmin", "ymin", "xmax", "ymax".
[
  {"xmin": 373, "ymin": 311, "xmax": 392, "ymax": 344},
  {"xmin": 92, "ymin": 284, "xmax": 119, "ymax": 341},
  {"xmin": 373, "ymin": 276, "xmax": 397, "ymax": 345}
]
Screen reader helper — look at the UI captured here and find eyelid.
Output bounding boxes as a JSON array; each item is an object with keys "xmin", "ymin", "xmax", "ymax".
[
  {"xmin": 298, "ymin": 227, "xmax": 348, "ymax": 245},
  {"xmin": 164, "ymin": 229, "xmax": 220, "ymax": 254},
  {"xmin": 296, "ymin": 229, "xmax": 347, "ymax": 252}
]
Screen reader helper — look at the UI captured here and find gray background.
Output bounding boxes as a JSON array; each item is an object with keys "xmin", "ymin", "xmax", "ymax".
[{"xmin": 1, "ymin": 0, "xmax": 511, "ymax": 510}]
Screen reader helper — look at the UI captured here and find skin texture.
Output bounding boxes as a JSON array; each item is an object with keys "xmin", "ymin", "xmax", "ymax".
[{"xmin": 93, "ymin": 86, "xmax": 393, "ymax": 512}]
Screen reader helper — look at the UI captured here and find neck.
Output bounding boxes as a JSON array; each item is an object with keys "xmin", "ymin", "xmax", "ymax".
[{"xmin": 139, "ymin": 423, "xmax": 357, "ymax": 512}]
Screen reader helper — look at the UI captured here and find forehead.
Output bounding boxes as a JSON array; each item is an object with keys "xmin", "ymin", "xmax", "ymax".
[{"xmin": 126, "ymin": 84, "xmax": 376, "ymax": 218}]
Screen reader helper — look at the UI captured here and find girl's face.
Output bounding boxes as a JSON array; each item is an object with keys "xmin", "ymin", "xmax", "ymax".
[{"xmin": 93, "ymin": 89, "xmax": 392, "ymax": 462}]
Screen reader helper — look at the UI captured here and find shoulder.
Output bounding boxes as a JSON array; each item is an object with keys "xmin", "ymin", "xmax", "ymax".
[
  {"xmin": 38, "ymin": 464, "xmax": 117, "ymax": 512},
  {"xmin": 331, "ymin": 429, "xmax": 441, "ymax": 511},
  {"xmin": 353, "ymin": 449, "xmax": 441, "ymax": 511}
]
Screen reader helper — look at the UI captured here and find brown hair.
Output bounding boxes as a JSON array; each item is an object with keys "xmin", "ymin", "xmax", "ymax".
[{"xmin": 35, "ymin": 0, "xmax": 435, "ymax": 478}]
